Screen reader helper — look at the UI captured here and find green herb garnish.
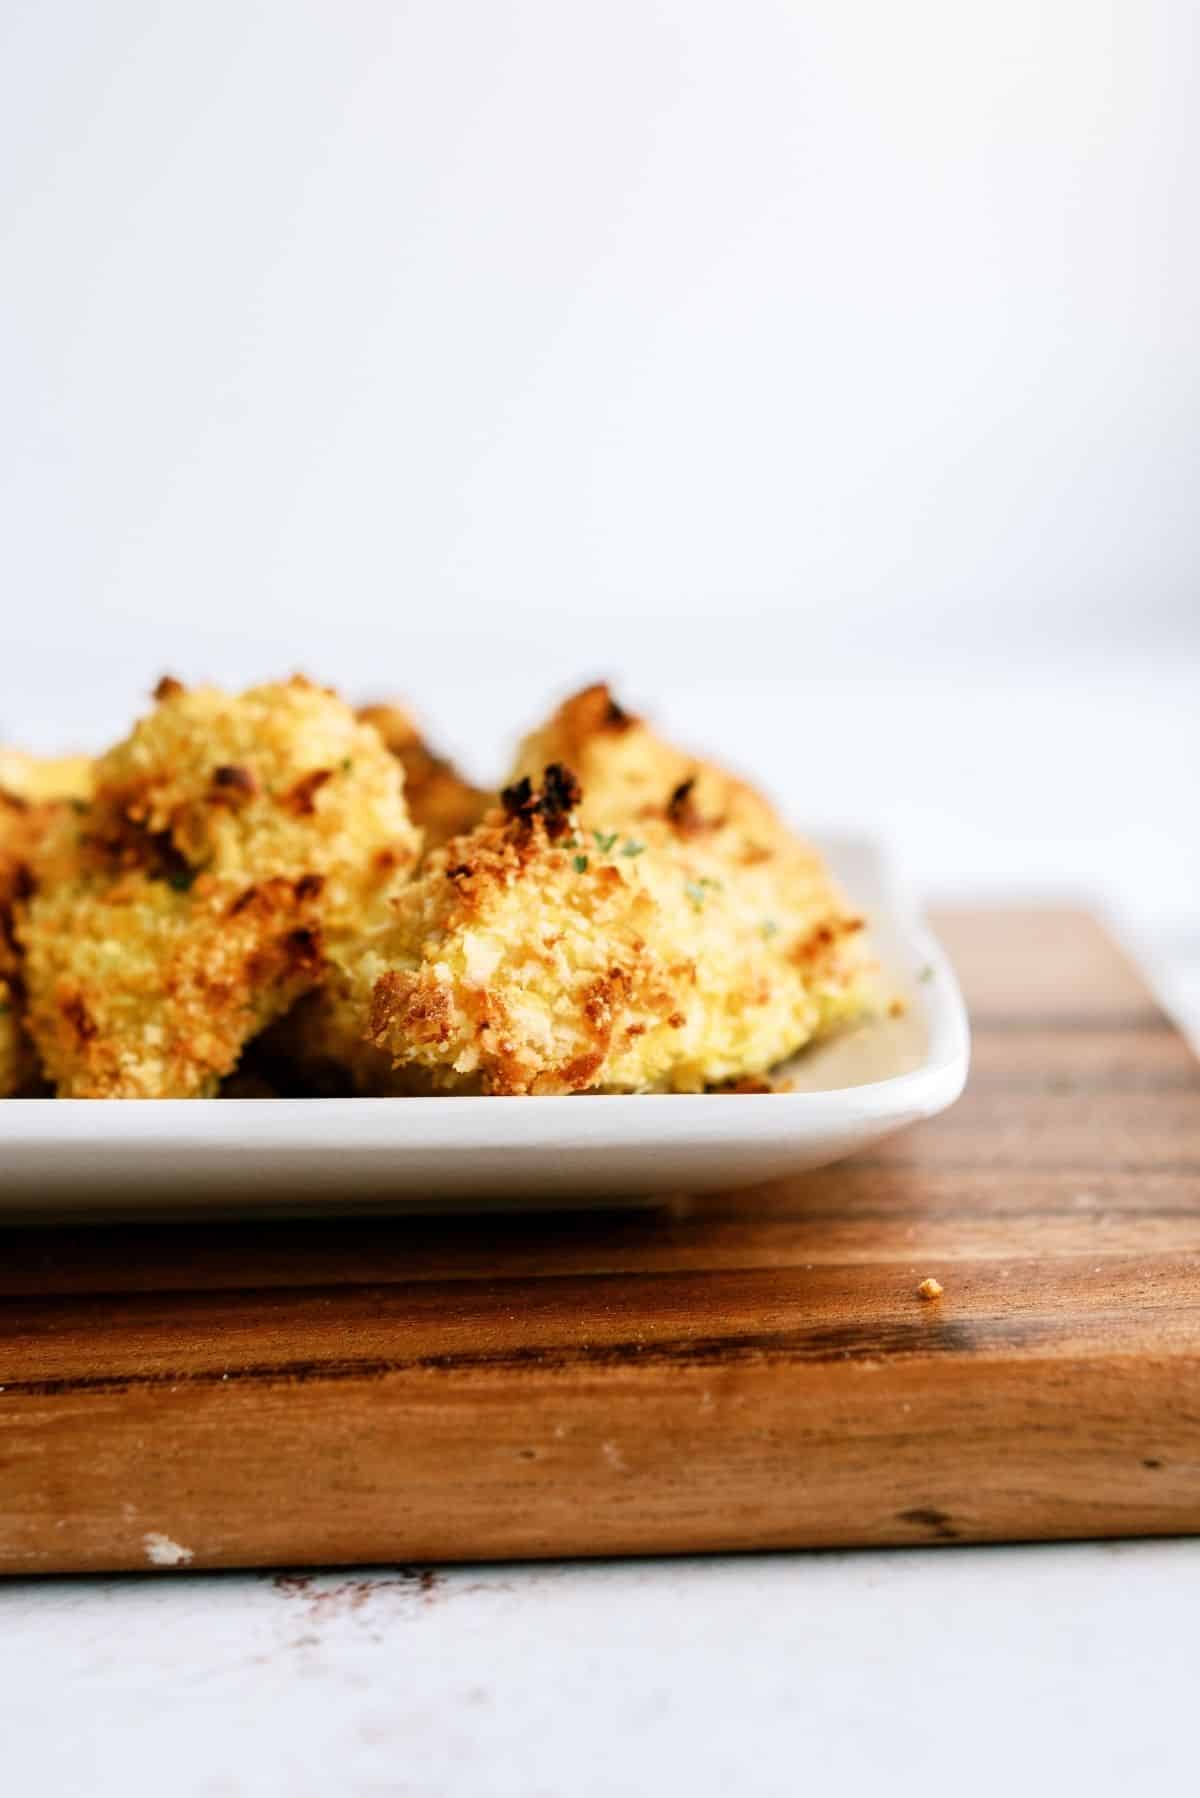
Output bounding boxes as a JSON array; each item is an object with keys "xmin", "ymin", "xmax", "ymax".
[
  {"xmin": 341, "ymin": 757, "xmax": 353, "ymax": 773},
  {"xmin": 167, "ymin": 865, "xmax": 198, "ymax": 893},
  {"xmin": 917, "ymin": 963, "xmax": 935, "ymax": 984},
  {"xmin": 69, "ymin": 798, "xmax": 90, "ymax": 816},
  {"xmin": 620, "ymin": 838, "xmax": 645, "ymax": 858},
  {"xmin": 592, "ymin": 829, "xmax": 619, "ymax": 854},
  {"xmin": 573, "ymin": 853, "xmax": 589, "ymax": 874},
  {"xmin": 685, "ymin": 876, "xmax": 722, "ymax": 912},
  {"xmin": 761, "ymin": 919, "xmax": 780, "ymax": 940}
]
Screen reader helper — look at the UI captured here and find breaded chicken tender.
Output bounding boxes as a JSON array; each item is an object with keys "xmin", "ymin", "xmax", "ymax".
[
  {"xmin": 358, "ymin": 703, "xmax": 487, "ymax": 848},
  {"xmin": 1, "ymin": 757, "xmax": 93, "ymax": 1095},
  {"xmin": 1, "ymin": 795, "xmax": 42, "ymax": 1095},
  {"xmin": 0, "ymin": 750, "xmax": 93, "ymax": 806},
  {"xmin": 256, "ymin": 700, "xmax": 489, "ymax": 1094},
  {"xmin": 346, "ymin": 747, "xmax": 871, "ymax": 1095},
  {"xmin": 508, "ymin": 681, "xmax": 781, "ymax": 846},
  {"xmin": 17, "ymin": 676, "xmax": 420, "ymax": 1097}
]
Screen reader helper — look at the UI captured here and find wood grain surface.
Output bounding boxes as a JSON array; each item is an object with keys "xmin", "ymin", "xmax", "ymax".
[{"xmin": 2, "ymin": 908, "xmax": 1198, "ymax": 1575}]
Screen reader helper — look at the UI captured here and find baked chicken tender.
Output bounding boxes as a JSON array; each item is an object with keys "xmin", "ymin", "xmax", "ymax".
[
  {"xmin": 1, "ymin": 795, "xmax": 43, "ymax": 1095},
  {"xmin": 508, "ymin": 682, "xmax": 783, "ymax": 846},
  {"xmin": 348, "ymin": 749, "xmax": 871, "ymax": 1095},
  {"xmin": 1, "ymin": 757, "xmax": 95, "ymax": 1095},
  {"xmin": 358, "ymin": 704, "xmax": 487, "ymax": 849},
  {"xmin": 17, "ymin": 677, "xmax": 419, "ymax": 1097},
  {"xmin": 0, "ymin": 750, "xmax": 93, "ymax": 807}
]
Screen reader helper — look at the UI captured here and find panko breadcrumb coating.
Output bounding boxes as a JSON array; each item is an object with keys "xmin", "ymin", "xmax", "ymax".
[
  {"xmin": 1, "ymin": 795, "xmax": 42, "ymax": 1095},
  {"xmin": 0, "ymin": 750, "xmax": 93, "ymax": 807},
  {"xmin": 256, "ymin": 700, "xmax": 486, "ymax": 1093},
  {"xmin": 1, "ymin": 757, "xmax": 95, "ymax": 1095},
  {"xmin": 344, "ymin": 743, "xmax": 871, "ymax": 1095},
  {"xmin": 508, "ymin": 682, "xmax": 781, "ymax": 846},
  {"xmin": 16, "ymin": 677, "xmax": 420, "ymax": 1097},
  {"xmin": 358, "ymin": 703, "xmax": 487, "ymax": 848}
]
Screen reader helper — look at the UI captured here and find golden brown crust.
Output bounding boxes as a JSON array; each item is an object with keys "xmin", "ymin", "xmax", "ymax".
[
  {"xmin": 358, "ymin": 703, "xmax": 487, "ymax": 848},
  {"xmin": 343, "ymin": 756, "xmax": 873, "ymax": 1095},
  {"xmin": 508, "ymin": 682, "xmax": 783, "ymax": 853},
  {"xmin": 1, "ymin": 746, "xmax": 100, "ymax": 1093},
  {"xmin": 16, "ymin": 680, "xmax": 420, "ymax": 1097},
  {"xmin": 0, "ymin": 751, "xmax": 93, "ymax": 807}
]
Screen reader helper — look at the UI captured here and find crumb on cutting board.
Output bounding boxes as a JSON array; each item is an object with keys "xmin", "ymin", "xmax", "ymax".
[{"xmin": 917, "ymin": 1277, "xmax": 944, "ymax": 1300}]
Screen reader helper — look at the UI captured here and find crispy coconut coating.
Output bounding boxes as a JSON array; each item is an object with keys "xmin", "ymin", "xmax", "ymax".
[
  {"xmin": 16, "ymin": 677, "xmax": 420, "ymax": 1097},
  {"xmin": 345, "ymin": 759, "xmax": 871, "ymax": 1095},
  {"xmin": 358, "ymin": 703, "xmax": 487, "ymax": 848}
]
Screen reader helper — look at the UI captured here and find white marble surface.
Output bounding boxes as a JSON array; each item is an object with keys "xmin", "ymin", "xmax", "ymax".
[{"xmin": 2, "ymin": 1543, "xmax": 1197, "ymax": 1796}]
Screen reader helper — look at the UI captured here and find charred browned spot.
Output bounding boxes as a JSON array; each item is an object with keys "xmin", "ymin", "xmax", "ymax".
[
  {"xmin": 666, "ymin": 776, "xmax": 708, "ymax": 838},
  {"xmin": 367, "ymin": 969, "xmax": 411, "ymax": 1042},
  {"xmin": 790, "ymin": 917, "xmax": 859, "ymax": 966},
  {"xmin": 153, "ymin": 675, "xmax": 184, "ymax": 702},
  {"xmin": 60, "ymin": 991, "xmax": 96, "ymax": 1044},
  {"xmin": 211, "ymin": 765, "xmax": 258, "ymax": 801},
  {"xmin": 738, "ymin": 842, "xmax": 773, "ymax": 866},
  {"xmin": 135, "ymin": 828, "xmax": 199, "ymax": 891},
  {"xmin": 582, "ymin": 967, "xmax": 630, "ymax": 1035},
  {"xmin": 667, "ymin": 1011, "xmax": 687, "ymax": 1029},
  {"xmin": 538, "ymin": 763, "xmax": 581, "ymax": 840},
  {"xmin": 402, "ymin": 985, "xmax": 453, "ymax": 1047},
  {"xmin": 228, "ymin": 885, "xmax": 260, "ymax": 917},
  {"xmin": 624, "ymin": 1022, "xmax": 647, "ymax": 1040},
  {"xmin": 293, "ymin": 873, "xmax": 325, "ymax": 902},
  {"xmin": 282, "ymin": 927, "xmax": 323, "ymax": 974},
  {"xmin": 500, "ymin": 775, "xmax": 535, "ymax": 823},
  {"xmin": 446, "ymin": 863, "xmax": 473, "ymax": 884},
  {"xmin": 282, "ymin": 769, "xmax": 333, "ymax": 816},
  {"xmin": 501, "ymin": 766, "xmax": 581, "ymax": 842},
  {"xmin": 559, "ymin": 1048, "xmax": 605, "ymax": 1090},
  {"xmin": 720, "ymin": 1077, "xmax": 774, "ymax": 1094}
]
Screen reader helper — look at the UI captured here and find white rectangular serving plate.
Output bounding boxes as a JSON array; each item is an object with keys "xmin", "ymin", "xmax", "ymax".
[{"xmin": 0, "ymin": 837, "xmax": 969, "ymax": 1220}]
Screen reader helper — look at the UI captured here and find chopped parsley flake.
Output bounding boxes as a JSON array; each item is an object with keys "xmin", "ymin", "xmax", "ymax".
[
  {"xmin": 573, "ymin": 853, "xmax": 589, "ymax": 874},
  {"xmin": 341, "ymin": 757, "xmax": 353, "ymax": 773},
  {"xmin": 167, "ymin": 865, "xmax": 198, "ymax": 893},
  {"xmin": 620, "ymin": 838, "xmax": 645, "ymax": 858},
  {"xmin": 685, "ymin": 876, "xmax": 722, "ymax": 911},
  {"xmin": 760, "ymin": 919, "xmax": 780, "ymax": 940},
  {"xmin": 592, "ymin": 829, "xmax": 619, "ymax": 854},
  {"xmin": 918, "ymin": 963, "xmax": 935, "ymax": 984},
  {"xmin": 69, "ymin": 798, "xmax": 90, "ymax": 815}
]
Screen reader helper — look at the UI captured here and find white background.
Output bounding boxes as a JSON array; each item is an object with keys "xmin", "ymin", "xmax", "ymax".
[{"xmin": 1, "ymin": 5, "xmax": 1198, "ymax": 1791}]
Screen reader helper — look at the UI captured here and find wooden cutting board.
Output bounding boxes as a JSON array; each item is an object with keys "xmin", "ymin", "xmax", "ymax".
[{"xmin": 2, "ymin": 908, "xmax": 1198, "ymax": 1575}]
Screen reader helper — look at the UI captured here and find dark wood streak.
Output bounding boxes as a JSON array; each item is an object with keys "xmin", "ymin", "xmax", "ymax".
[{"xmin": 0, "ymin": 1316, "xmax": 1034, "ymax": 1400}]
